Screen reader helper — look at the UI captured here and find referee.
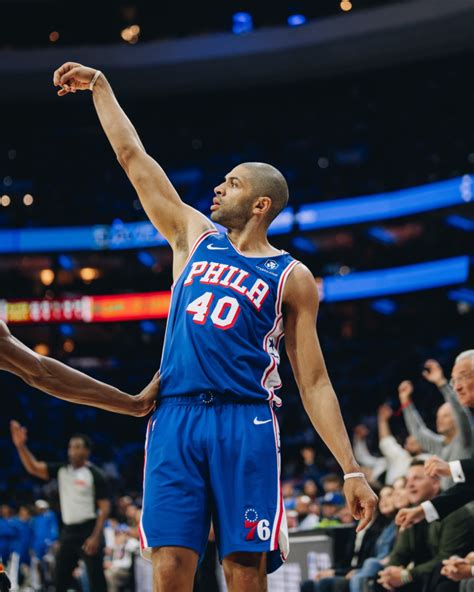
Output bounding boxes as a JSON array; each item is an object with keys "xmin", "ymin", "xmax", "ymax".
[{"xmin": 10, "ymin": 421, "xmax": 110, "ymax": 592}]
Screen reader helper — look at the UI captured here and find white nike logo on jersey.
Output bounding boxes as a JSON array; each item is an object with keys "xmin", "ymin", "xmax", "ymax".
[
  {"xmin": 207, "ymin": 244, "xmax": 229, "ymax": 250},
  {"xmin": 253, "ymin": 417, "xmax": 272, "ymax": 425}
]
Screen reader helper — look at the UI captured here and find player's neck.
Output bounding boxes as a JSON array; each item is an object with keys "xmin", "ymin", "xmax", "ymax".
[{"xmin": 227, "ymin": 227, "xmax": 280, "ymax": 257}]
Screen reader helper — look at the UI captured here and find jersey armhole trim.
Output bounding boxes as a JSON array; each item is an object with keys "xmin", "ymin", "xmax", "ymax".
[{"xmin": 171, "ymin": 227, "xmax": 219, "ymax": 288}]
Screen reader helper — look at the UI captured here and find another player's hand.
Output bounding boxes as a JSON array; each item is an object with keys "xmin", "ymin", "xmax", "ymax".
[
  {"xmin": 397, "ymin": 380, "xmax": 413, "ymax": 405},
  {"xmin": 425, "ymin": 455, "xmax": 451, "ymax": 478},
  {"xmin": 422, "ymin": 359, "xmax": 447, "ymax": 388},
  {"xmin": 395, "ymin": 506, "xmax": 425, "ymax": 530},
  {"xmin": 343, "ymin": 476, "xmax": 378, "ymax": 532},
  {"xmin": 53, "ymin": 62, "xmax": 100, "ymax": 96},
  {"xmin": 133, "ymin": 372, "xmax": 160, "ymax": 417},
  {"xmin": 10, "ymin": 420, "xmax": 28, "ymax": 448}
]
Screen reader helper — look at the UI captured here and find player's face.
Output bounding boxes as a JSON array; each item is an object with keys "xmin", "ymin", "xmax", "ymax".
[{"xmin": 211, "ymin": 166, "xmax": 255, "ymax": 228}]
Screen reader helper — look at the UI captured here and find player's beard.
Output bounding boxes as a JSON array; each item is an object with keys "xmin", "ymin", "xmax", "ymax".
[{"xmin": 210, "ymin": 199, "xmax": 253, "ymax": 230}]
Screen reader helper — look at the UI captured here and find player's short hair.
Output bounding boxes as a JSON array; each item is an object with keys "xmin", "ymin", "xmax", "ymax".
[
  {"xmin": 70, "ymin": 433, "xmax": 92, "ymax": 450},
  {"xmin": 240, "ymin": 162, "xmax": 289, "ymax": 223},
  {"xmin": 455, "ymin": 349, "xmax": 474, "ymax": 368},
  {"xmin": 409, "ymin": 458, "xmax": 425, "ymax": 468}
]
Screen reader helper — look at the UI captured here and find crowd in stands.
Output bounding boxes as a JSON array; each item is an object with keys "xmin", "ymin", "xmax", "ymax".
[{"xmin": 0, "ymin": 350, "xmax": 472, "ymax": 591}]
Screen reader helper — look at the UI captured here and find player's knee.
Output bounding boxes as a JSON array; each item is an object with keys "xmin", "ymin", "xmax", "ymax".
[
  {"xmin": 152, "ymin": 548, "xmax": 196, "ymax": 586},
  {"xmin": 223, "ymin": 552, "xmax": 265, "ymax": 589}
]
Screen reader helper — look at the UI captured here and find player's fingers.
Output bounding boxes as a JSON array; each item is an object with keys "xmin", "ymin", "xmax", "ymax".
[
  {"xmin": 53, "ymin": 62, "xmax": 79, "ymax": 86},
  {"xmin": 59, "ymin": 67, "xmax": 84, "ymax": 87},
  {"xmin": 57, "ymin": 88, "xmax": 69, "ymax": 97}
]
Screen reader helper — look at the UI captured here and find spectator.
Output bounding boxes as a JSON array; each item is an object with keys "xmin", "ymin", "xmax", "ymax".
[
  {"xmin": 9, "ymin": 505, "xmax": 32, "ymax": 591},
  {"xmin": 392, "ymin": 476, "xmax": 410, "ymax": 511},
  {"xmin": 347, "ymin": 486, "xmax": 397, "ymax": 592},
  {"xmin": 303, "ymin": 479, "xmax": 319, "ymax": 501},
  {"xmin": 377, "ymin": 459, "xmax": 474, "ymax": 591},
  {"xmin": 0, "ymin": 505, "xmax": 14, "ymax": 566},
  {"xmin": 320, "ymin": 474, "xmax": 344, "ymax": 495},
  {"xmin": 451, "ymin": 350, "xmax": 474, "ymax": 408},
  {"xmin": 318, "ymin": 494, "xmax": 345, "ymax": 528},
  {"xmin": 282, "ymin": 481, "xmax": 298, "ymax": 510},
  {"xmin": 104, "ymin": 526, "xmax": 139, "ymax": 592},
  {"xmin": 398, "ymin": 361, "xmax": 472, "ymax": 489},
  {"xmin": 10, "ymin": 421, "xmax": 110, "ymax": 592},
  {"xmin": 377, "ymin": 405, "xmax": 425, "ymax": 484},
  {"xmin": 30, "ymin": 499, "xmax": 59, "ymax": 591},
  {"xmin": 301, "ymin": 495, "xmax": 385, "ymax": 592},
  {"xmin": 441, "ymin": 552, "xmax": 474, "ymax": 592},
  {"xmin": 353, "ymin": 424, "xmax": 387, "ymax": 484},
  {"xmin": 300, "ymin": 447, "xmax": 323, "ymax": 487}
]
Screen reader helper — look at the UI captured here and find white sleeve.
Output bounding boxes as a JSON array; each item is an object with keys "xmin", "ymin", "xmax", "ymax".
[
  {"xmin": 449, "ymin": 460, "xmax": 466, "ymax": 483},
  {"xmin": 421, "ymin": 501, "xmax": 440, "ymax": 523}
]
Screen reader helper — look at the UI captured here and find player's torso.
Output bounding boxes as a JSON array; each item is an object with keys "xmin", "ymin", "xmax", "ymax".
[{"xmin": 159, "ymin": 230, "xmax": 298, "ymax": 404}]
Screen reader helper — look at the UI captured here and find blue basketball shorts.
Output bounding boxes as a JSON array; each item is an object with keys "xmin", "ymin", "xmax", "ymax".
[{"xmin": 138, "ymin": 392, "xmax": 289, "ymax": 573}]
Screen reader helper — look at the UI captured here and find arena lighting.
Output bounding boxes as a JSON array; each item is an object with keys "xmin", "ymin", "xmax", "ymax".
[
  {"xmin": 39, "ymin": 269, "xmax": 55, "ymax": 286},
  {"xmin": 445, "ymin": 214, "xmax": 474, "ymax": 232},
  {"xmin": 0, "ymin": 195, "xmax": 10, "ymax": 207},
  {"xmin": 34, "ymin": 344, "xmax": 50, "ymax": 356},
  {"xmin": 297, "ymin": 175, "xmax": 474, "ymax": 231},
  {"xmin": 79, "ymin": 267, "xmax": 99, "ymax": 282},
  {"xmin": 58, "ymin": 254, "xmax": 75, "ymax": 270},
  {"xmin": 0, "ymin": 176, "xmax": 471, "ymax": 254},
  {"xmin": 340, "ymin": 0, "xmax": 352, "ymax": 11},
  {"xmin": 322, "ymin": 256, "xmax": 469, "ymax": 302},
  {"xmin": 371, "ymin": 299, "xmax": 397, "ymax": 315},
  {"xmin": 121, "ymin": 24, "xmax": 140, "ymax": 44},
  {"xmin": 23, "ymin": 194, "xmax": 34, "ymax": 206},
  {"xmin": 448, "ymin": 288, "xmax": 474, "ymax": 305},
  {"xmin": 49, "ymin": 31, "xmax": 59, "ymax": 42},
  {"xmin": 1, "ymin": 257, "xmax": 469, "ymax": 324},
  {"xmin": 367, "ymin": 226, "xmax": 395, "ymax": 244},
  {"xmin": 287, "ymin": 14, "xmax": 307, "ymax": 26},
  {"xmin": 137, "ymin": 251, "xmax": 156, "ymax": 267},
  {"xmin": 232, "ymin": 12, "xmax": 253, "ymax": 34},
  {"xmin": 63, "ymin": 339, "xmax": 75, "ymax": 353}
]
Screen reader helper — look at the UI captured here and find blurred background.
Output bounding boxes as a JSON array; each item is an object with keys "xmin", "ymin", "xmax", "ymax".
[{"xmin": 0, "ymin": 0, "xmax": 473, "ymax": 590}]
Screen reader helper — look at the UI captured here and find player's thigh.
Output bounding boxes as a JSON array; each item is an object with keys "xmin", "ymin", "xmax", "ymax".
[
  {"xmin": 210, "ymin": 403, "xmax": 281, "ymax": 557},
  {"xmin": 141, "ymin": 403, "xmax": 211, "ymax": 557}
]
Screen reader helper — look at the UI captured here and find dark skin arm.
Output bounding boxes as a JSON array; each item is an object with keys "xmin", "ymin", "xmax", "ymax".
[
  {"xmin": 82, "ymin": 499, "xmax": 110, "ymax": 556},
  {"xmin": 10, "ymin": 420, "xmax": 49, "ymax": 480},
  {"xmin": 0, "ymin": 321, "xmax": 158, "ymax": 416},
  {"xmin": 283, "ymin": 264, "xmax": 378, "ymax": 531}
]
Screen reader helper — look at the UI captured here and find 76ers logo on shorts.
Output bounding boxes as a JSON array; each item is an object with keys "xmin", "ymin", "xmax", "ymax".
[{"xmin": 244, "ymin": 508, "xmax": 271, "ymax": 541}]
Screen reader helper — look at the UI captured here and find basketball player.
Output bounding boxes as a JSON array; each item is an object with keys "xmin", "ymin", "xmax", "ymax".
[{"xmin": 0, "ymin": 62, "xmax": 377, "ymax": 592}]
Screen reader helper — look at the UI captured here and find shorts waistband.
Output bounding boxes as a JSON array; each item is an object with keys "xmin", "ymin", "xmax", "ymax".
[{"xmin": 158, "ymin": 391, "xmax": 268, "ymax": 406}]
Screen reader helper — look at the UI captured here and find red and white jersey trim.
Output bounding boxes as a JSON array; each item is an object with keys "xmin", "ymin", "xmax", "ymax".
[{"xmin": 261, "ymin": 259, "xmax": 300, "ymax": 406}]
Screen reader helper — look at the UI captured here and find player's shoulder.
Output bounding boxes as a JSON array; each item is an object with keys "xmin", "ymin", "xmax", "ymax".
[{"xmin": 282, "ymin": 262, "xmax": 319, "ymax": 305}]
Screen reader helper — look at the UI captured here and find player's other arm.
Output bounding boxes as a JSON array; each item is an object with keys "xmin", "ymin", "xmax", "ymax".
[
  {"xmin": 53, "ymin": 63, "xmax": 213, "ymax": 260},
  {"xmin": 283, "ymin": 265, "xmax": 378, "ymax": 530},
  {"xmin": 10, "ymin": 420, "xmax": 49, "ymax": 480},
  {"xmin": 0, "ymin": 321, "xmax": 157, "ymax": 417}
]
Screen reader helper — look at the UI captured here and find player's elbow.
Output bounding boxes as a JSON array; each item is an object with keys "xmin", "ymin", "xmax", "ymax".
[
  {"xmin": 26, "ymin": 355, "xmax": 51, "ymax": 389},
  {"xmin": 116, "ymin": 144, "xmax": 143, "ymax": 172}
]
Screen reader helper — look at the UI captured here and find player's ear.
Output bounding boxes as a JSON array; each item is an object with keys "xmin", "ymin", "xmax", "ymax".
[{"xmin": 253, "ymin": 196, "xmax": 271, "ymax": 216}]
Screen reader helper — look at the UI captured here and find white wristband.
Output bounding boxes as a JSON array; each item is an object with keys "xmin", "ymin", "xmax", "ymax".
[
  {"xmin": 344, "ymin": 472, "xmax": 365, "ymax": 481},
  {"xmin": 89, "ymin": 70, "xmax": 102, "ymax": 91}
]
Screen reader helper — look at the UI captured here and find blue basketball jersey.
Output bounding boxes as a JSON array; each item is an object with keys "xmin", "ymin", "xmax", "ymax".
[{"xmin": 159, "ymin": 229, "xmax": 299, "ymax": 405}]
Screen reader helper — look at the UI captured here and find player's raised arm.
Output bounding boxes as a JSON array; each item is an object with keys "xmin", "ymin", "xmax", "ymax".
[
  {"xmin": 53, "ymin": 62, "xmax": 213, "ymax": 263},
  {"xmin": 282, "ymin": 264, "xmax": 378, "ymax": 531},
  {"xmin": 0, "ymin": 321, "xmax": 157, "ymax": 416}
]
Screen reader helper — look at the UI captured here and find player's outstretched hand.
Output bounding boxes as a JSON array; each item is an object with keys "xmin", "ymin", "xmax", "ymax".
[
  {"xmin": 133, "ymin": 372, "xmax": 160, "ymax": 417},
  {"xmin": 53, "ymin": 62, "xmax": 100, "ymax": 96},
  {"xmin": 395, "ymin": 506, "xmax": 425, "ymax": 530},
  {"xmin": 344, "ymin": 476, "xmax": 378, "ymax": 532},
  {"xmin": 10, "ymin": 420, "xmax": 28, "ymax": 448}
]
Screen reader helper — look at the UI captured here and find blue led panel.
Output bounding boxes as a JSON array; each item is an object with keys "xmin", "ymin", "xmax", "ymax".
[
  {"xmin": 323, "ymin": 256, "xmax": 469, "ymax": 302},
  {"xmin": 298, "ymin": 176, "xmax": 473, "ymax": 231}
]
